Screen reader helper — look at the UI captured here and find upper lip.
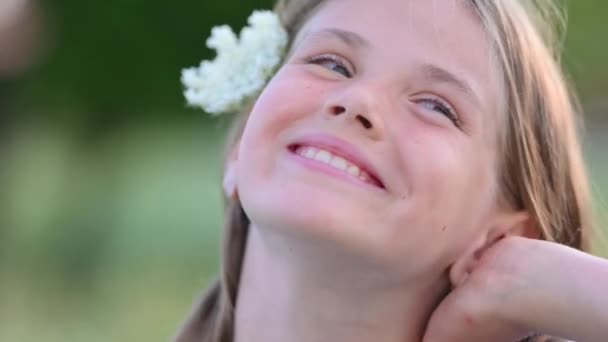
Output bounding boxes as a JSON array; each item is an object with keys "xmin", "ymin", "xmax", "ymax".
[{"xmin": 288, "ymin": 134, "xmax": 385, "ymax": 189}]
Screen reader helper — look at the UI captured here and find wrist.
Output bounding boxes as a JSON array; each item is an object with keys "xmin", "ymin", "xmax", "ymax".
[{"xmin": 507, "ymin": 248, "xmax": 608, "ymax": 341}]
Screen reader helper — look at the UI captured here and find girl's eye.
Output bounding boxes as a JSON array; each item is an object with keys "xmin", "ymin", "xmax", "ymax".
[
  {"xmin": 417, "ymin": 98, "xmax": 462, "ymax": 129},
  {"xmin": 306, "ymin": 54, "xmax": 354, "ymax": 78}
]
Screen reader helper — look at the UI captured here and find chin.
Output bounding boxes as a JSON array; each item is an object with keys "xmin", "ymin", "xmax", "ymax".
[
  {"xmin": 239, "ymin": 179, "xmax": 395, "ymax": 264},
  {"xmin": 241, "ymin": 180, "xmax": 344, "ymax": 230},
  {"xmin": 259, "ymin": 184, "xmax": 352, "ymax": 235}
]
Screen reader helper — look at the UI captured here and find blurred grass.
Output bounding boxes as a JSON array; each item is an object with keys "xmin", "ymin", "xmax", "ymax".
[
  {"xmin": 1, "ymin": 117, "xmax": 227, "ymax": 341},
  {"xmin": 587, "ymin": 122, "xmax": 608, "ymax": 256}
]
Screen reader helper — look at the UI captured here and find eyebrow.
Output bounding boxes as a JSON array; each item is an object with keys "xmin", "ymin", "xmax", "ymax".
[
  {"xmin": 309, "ymin": 28, "xmax": 371, "ymax": 49},
  {"xmin": 421, "ymin": 64, "xmax": 480, "ymax": 106},
  {"xmin": 303, "ymin": 28, "xmax": 480, "ymax": 105}
]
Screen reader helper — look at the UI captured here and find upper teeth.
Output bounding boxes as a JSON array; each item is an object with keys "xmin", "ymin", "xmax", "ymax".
[{"xmin": 295, "ymin": 146, "xmax": 372, "ymax": 182}]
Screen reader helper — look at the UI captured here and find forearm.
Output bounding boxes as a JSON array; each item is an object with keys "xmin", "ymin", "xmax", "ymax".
[{"xmin": 522, "ymin": 250, "xmax": 608, "ymax": 341}]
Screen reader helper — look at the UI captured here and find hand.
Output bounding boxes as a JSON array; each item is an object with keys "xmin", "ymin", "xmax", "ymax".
[{"xmin": 422, "ymin": 236, "xmax": 575, "ymax": 342}]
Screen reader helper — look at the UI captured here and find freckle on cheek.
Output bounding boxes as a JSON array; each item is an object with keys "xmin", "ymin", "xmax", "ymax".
[{"xmin": 464, "ymin": 315, "xmax": 475, "ymax": 327}]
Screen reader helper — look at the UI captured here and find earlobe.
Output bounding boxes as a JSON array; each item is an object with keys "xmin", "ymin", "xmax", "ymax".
[
  {"xmin": 223, "ymin": 143, "xmax": 240, "ymax": 199},
  {"xmin": 449, "ymin": 234, "xmax": 487, "ymax": 287},
  {"xmin": 490, "ymin": 211, "xmax": 540, "ymax": 241},
  {"xmin": 223, "ymin": 162, "xmax": 238, "ymax": 199},
  {"xmin": 449, "ymin": 211, "xmax": 540, "ymax": 287}
]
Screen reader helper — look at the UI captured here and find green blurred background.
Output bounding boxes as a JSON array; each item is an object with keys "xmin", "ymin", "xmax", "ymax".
[{"xmin": 0, "ymin": 0, "xmax": 606, "ymax": 341}]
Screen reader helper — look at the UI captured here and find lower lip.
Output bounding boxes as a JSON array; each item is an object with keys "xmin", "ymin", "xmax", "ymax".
[{"xmin": 286, "ymin": 148, "xmax": 384, "ymax": 191}]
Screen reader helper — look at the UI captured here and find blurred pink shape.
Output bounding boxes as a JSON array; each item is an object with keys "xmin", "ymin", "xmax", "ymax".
[{"xmin": 0, "ymin": 0, "xmax": 47, "ymax": 79}]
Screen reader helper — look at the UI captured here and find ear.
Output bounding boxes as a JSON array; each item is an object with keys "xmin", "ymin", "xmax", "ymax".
[
  {"xmin": 449, "ymin": 210, "xmax": 540, "ymax": 286},
  {"xmin": 223, "ymin": 142, "xmax": 240, "ymax": 199}
]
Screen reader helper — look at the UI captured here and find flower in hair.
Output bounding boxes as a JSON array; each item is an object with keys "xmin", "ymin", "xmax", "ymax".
[{"xmin": 181, "ymin": 10, "xmax": 288, "ymax": 115}]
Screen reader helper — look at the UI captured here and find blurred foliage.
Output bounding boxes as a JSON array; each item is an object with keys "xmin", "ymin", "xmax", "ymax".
[
  {"xmin": 11, "ymin": 0, "xmax": 274, "ymax": 127},
  {"xmin": 0, "ymin": 0, "xmax": 607, "ymax": 341}
]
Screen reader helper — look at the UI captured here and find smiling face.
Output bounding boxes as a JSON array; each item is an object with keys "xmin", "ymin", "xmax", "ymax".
[{"xmin": 233, "ymin": 0, "xmax": 506, "ymax": 277}]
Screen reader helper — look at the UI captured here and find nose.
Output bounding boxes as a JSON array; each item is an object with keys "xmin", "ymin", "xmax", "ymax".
[{"xmin": 322, "ymin": 83, "xmax": 385, "ymax": 140}]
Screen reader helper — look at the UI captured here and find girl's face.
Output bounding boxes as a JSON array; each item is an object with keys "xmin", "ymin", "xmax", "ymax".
[{"xmin": 233, "ymin": 0, "xmax": 505, "ymax": 276}]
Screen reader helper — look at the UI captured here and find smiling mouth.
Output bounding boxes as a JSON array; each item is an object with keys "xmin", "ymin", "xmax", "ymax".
[{"xmin": 288, "ymin": 144, "xmax": 385, "ymax": 189}]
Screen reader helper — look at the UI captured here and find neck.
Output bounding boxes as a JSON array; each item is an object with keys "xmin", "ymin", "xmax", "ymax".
[{"xmin": 234, "ymin": 224, "xmax": 449, "ymax": 342}]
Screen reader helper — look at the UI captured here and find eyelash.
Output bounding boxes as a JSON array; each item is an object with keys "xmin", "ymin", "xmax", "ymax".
[
  {"xmin": 305, "ymin": 54, "xmax": 462, "ymax": 129},
  {"xmin": 306, "ymin": 54, "xmax": 354, "ymax": 78},
  {"xmin": 415, "ymin": 97, "xmax": 462, "ymax": 128}
]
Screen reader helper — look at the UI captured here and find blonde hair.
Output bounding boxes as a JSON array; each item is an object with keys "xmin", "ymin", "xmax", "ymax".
[{"xmin": 174, "ymin": 1, "xmax": 594, "ymax": 341}]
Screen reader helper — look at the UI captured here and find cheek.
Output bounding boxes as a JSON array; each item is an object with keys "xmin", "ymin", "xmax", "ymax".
[
  {"xmin": 398, "ymin": 125, "xmax": 470, "ymax": 193},
  {"xmin": 236, "ymin": 67, "xmax": 335, "ymax": 206},
  {"xmin": 239, "ymin": 67, "xmax": 329, "ymax": 171},
  {"xmin": 393, "ymin": 123, "xmax": 495, "ymax": 223},
  {"xmin": 382, "ymin": 129, "xmax": 497, "ymax": 268},
  {"xmin": 248, "ymin": 66, "xmax": 328, "ymax": 131}
]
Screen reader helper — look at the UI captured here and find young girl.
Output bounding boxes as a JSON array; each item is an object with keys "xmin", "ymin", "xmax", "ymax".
[{"xmin": 176, "ymin": 0, "xmax": 608, "ymax": 341}]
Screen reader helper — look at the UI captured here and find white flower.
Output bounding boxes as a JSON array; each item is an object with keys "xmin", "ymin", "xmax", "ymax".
[{"xmin": 181, "ymin": 10, "xmax": 288, "ymax": 115}]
